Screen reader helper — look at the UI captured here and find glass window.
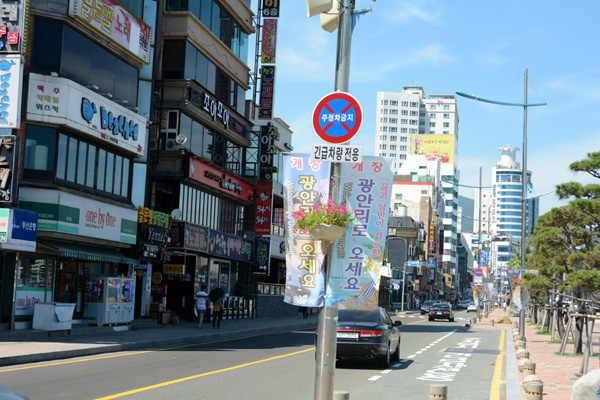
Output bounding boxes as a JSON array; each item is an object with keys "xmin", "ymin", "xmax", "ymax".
[
  {"xmin": 97, "ymin": 149, "xmax": 106, "ymax": 191},
  {"xmin": 114, "ymin": 59, "xmax": 138, "ymax": 106},
  {"xmin": 90, "ymin": 44, "xmax": 117, "ymax": 97},
  {"xmin": 122, "ymin": 158, "xmax": 130, "ymax": 197},
  {"xmin": 105, "ymin": 152, "xmax": 115, "ymax": 193},
  {"xmin": 163, "ymin": 40, "xmax": 185, "ymax": 79},
  {"xmin": 114, "ymin": 155, "xmax": 123, "ymax": 196},
  {"xmin": 66, "ymin": 137, "xmax": 78, "ymax": 182},
  {"xmin": 77, "ymin": 142, "xmax": 87, "ymax": 185},
  {"xmin": 86, "ymin": 145, "xmax": 96, "ymax": 188},
  {"xmin": 62, "ymin": 26, "xmax": 92, "ymax": 84},
  {"xmin": 56, "ymin": 134, "xmax": 67, "ymax": 180},
  {"xmin": 30, "ymin": 17, "xmax": 62, "ymax": 75},
  {"xmin": 24, "ymin": 125, "xmax": 57, "ymax": 172}
]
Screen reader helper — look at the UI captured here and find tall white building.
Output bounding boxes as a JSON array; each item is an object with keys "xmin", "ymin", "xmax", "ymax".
[{"xmin": 376, "ymin": 87, "xmax": 460, "ymax": 274}]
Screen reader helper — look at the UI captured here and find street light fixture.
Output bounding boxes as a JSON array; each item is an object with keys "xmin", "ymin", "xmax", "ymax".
[{"xmin": 456, "ymin": 69, "xmax": 547, "ymax": 340}]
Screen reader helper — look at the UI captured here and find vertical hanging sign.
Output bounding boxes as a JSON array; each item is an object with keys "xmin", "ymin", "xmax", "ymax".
[
  {"xmin": 262, "ymin": 0, "xmax": 280, "ymax": 17},
  {"xmin": 258, "ymin": 66, "xmax": 275, "ymax": 119},
  {"xmin": 261, "ymin": 18, "xmax": 277, "ymax": 64}
]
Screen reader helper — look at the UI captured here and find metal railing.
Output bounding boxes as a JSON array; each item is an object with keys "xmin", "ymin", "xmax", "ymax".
[{"xmin": 249, "ymin": 282, "xmax": 285, "ymax": 296}]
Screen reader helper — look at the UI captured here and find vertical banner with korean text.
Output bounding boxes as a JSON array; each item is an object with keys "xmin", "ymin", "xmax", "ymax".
[
  {"xmin": 282, "ymin": 153, "xmax": 330, "ymax": 307},
  {"xmin": 255, "ymin": 181, "xmax": 273, "ymax": 235},
  {"xmin": 258, "ymin": 66, "xmax": 275, "ymax": 119},
  {"xmin": 326, "ymin": 157, "xmax": 394, "ymax": 310},
  {"xmin": 261, "ymin": 18, "xmax": 277, "ymax": 64}
]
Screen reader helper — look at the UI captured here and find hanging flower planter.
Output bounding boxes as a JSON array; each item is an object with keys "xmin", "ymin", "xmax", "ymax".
[{"xmin": 308, "ymin": 223, "xmax": 347, "ymax": 242}]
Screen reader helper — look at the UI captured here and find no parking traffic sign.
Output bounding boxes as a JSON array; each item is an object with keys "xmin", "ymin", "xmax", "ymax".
[
  {"xmin": 312, "ymin": 92, "xmax": 362, "ymax": 144},
  {"xmin": 475, "ymin": 268, "xmax": 483, "ymax": 277}
]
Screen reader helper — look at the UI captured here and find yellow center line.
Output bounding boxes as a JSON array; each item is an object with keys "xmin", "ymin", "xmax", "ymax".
[
  {"xmin": 490, "ymin": 329, "xmax": 505, "ymax": 400},
  {"xmin": 94, "ymin": 347, "xmax": 315, "ymax": 400},
  {"xmin": 0, "ymin": 330, "xmax": 305, "ymax": 373}
]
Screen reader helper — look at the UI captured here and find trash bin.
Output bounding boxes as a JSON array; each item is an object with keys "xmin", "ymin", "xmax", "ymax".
[{"xmin": 32, "ymin": 302, "xmax": 76, "ymax": 331}]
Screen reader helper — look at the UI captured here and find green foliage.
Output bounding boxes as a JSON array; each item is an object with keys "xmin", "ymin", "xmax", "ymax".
[{"xmin": 292, "ymin": 199, "xmax": 356, "ymax": 231}]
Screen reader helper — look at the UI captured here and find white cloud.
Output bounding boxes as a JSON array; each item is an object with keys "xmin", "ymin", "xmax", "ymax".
[{"xmin": 386, "ymin": 2, "xmax": 444, "ymax": 26}]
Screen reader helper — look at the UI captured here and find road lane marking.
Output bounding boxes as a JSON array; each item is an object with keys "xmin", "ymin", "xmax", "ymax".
[
  {"xmin": 381, "ymin": 369, "xmax": 392, "ymax": 374},
  {"xmin": 407, "ymin": 355, "xmax": 416, "ymax": 359},
  {"xmin": 490, "ymin": 329, "xmax": 505, "ymax": 400},
  {"xmin": 368, "ymin": 376, "xmax": 382, "ymax": 381},
  {"xmin": 93, "ymin": 347, "xmax": 315, "ymax": 400},
  {"xmin": 0, "ymin": 330, "xmax": 307, "ymax": 373}
]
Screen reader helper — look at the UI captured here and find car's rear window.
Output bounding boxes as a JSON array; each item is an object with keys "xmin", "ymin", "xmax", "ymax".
[
  {"xmin": 424, "ymin": 301, "xmax": 437, "ymax": 306},
  {"xmin": 432, "ymin": 304, "xmax": 450, "ymax": 310},
  {"xmin": 338, "ymin": 310, "xmax": 379, "ymax": 323}
]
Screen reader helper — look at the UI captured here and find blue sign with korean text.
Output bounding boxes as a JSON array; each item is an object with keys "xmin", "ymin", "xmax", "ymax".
[
  {"xmin": 406, "ymin": 260, "xmax": 419, "ymax": 268},
  {"xmin": 0, "ymin": 207, "xmax": 38, "ymax": 251}
]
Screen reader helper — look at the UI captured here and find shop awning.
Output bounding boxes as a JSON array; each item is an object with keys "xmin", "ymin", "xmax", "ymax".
[{"xmin": 41, "ymin": 241, "xmax": 139, "ymax": 264}]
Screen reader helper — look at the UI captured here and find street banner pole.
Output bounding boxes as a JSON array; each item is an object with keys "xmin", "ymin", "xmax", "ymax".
[{"xmin": 314, "ymin": 1, "xmax": 354, "ymax": 400}]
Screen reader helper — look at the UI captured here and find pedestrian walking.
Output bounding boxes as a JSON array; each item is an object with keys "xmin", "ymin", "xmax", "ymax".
[
  {"xmin": 194, "ymin": 285, "xmax": 208, "ymax": 329},
  {"xmin": 415, "ymin": 298, "xmax": 420, "ymax": 310},
  {"xmin": 212, "ymin": 298, "xmax": 223, "ymax": 329}
]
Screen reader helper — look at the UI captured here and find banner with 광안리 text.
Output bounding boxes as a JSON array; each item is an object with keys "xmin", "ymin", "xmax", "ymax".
[
  {"xmin": 326, "ymin": 156, "xmax": 394, "ymax": 310},
  {"xmin": 282, "ymin": 153, "xmax": 330, "ymax": 307}
]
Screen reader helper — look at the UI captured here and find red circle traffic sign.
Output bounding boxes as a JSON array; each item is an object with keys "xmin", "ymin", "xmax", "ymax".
[
  {"xmin": 475, "ymin": 268, "xmax": 483, "ymax": 277},
  {"xmin": 312, "ymin": 92, "xmax": 362, "ymax": 144}
]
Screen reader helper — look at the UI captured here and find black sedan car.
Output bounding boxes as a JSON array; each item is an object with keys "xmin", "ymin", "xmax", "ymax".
[
  {"xmin": 420, "ymin": 300, "xmax": 438, "ymax": 315},
  {"xmin": 429, "ymin": 302, "xmax": 455, "ymax": 322},
  {"xmin": 329, "ymin": 307, "xmax": 402, "ymax": 367}
]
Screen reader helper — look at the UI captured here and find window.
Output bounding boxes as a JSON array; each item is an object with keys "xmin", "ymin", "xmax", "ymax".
[
  {"xmin": 390, "ymin": 109, "xmax": 398, "ymax": 115},
  {"xmin": 390, "ymin": 100, "xmax": 398, "ymax": 106},
  {"xmin": 401, "ymin": 110, "xmax": 408, "ymax": 115},
  {"xmin": 394, "ymin": 193, "xmax": 402, "ymax": 200},
  {"xmin": 410, "ymin": 111, "xmax": 418, "ymax": 116},
  {"xmin": 429, "ymin": 113, "xmax": 435, "ymax": 118},
  {"xmin": 410, "ymin": 120, "xmax": 418, "ymax": 125},
  {"xmin": 380, "ymin": 126, "xmax": 388, "ymax": 132},
  {"xmin": 410, "ymin": 128, "xmax": 417, "ymax": 134},
  {"xmin": 443, "ymin": 131, "xmax": 449, "ymax": 134},
  {"xmin": 390, "ymin": 136, "xmax": 397, "ymax": 141},
  {"xmin": 389, "ymin": 118, "xmax": 397, "ymax": 123},
  {"xmin": 389, "ymin": 127, "xmax": 397, "ymax": 133},
  {"xmin": 381, "ymin": 117, "xmax": 388, "ymax": 123},
  {"xmin": 381, "ymin": 153, "xmax": 386, "ymax": 157},
  {"xmin": 444, "ymin": 104, "xmax": 450, "ymax": 110},
  {"xmin": 401, "ymin": 101, "xmax": 408, "ymax": 106},
  {"xmin": 383, "ymin": 100, "xmax": 388, "ymax": 105},
  {"xmin": 381, "ymin": 135, "xmax": 388, "ymax": 141},
  {"xmin": 399, "ymin": 154, "xmax": 406, "ymax": 160},
  {"xmin": 430, "ymin": 104, "xmax": 436, "ymax": 110},
  {"xmin": 401, "ymin": 119, "xmax": 408, "ymax": 124},
  {"xmin": 443, "ymin": 113, "xmax": 450, "ymax": 119},
  {"xmin": 400, "ymin": 145, "xmax": 407, "ymax": 151},
  {"xmin": 443, "ymin": 122, "xmax": 450, "ymax": 127},
  {"xmin": 430, "ymin": 122, "xmax": 436, "ymax": 127},
  {"xmin": 410, "ymin": 102, "xmax": 418, "ymax": 107},
  {"xmin": 400, "ymin": 136, "xmax": 408, "ymax": 142},
  {"xmin": 381, "ymin": 144, "xmax": 387, "ymax": 149},
  {"xmin": 390, "ymin": 145, "xmax": 397, "ymax": 150},
  {"xmin": 400, "ymin": 128, "xmax": 407, "ymax": 133}
]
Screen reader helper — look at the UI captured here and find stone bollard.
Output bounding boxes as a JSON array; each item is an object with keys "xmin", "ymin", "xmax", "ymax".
[
  {"xmin": 515, "ymin": 339, "xmax": 526, "ymax": 350},
  {"xmin": 471, "ymin": 317, "xmax": 477, "ymax": 325},
  {"xmin": 572, "ymin": 369, "xmax": 600, "ymax": 399},
  {"xmin": 490, "ymin": 320, "xmax": 495, "ymax": 326},
  {"xmin": 429, "ymin": 384, "xmax": 447, "ymax": 399},
  {"xmin": 333, "ymin": 391, "xmax": 350, "ymax": 400},
  {"xmin": 518, "ymin": 358, "xmax": 529, "ymax": 372},
  {"xmin": 522, "ymin": 359, "xmax": 536, "ymax": 378},
  {"xmin": 517, "ymin": 349, "xmax": 530, "ymax": 360},
  {"xmin": 523, "ymin": 374, "xmax": 542, "ymax": 386},
  {"xmin": 523, "ymin": 381, "xmax": 543, "ymax": 400}
]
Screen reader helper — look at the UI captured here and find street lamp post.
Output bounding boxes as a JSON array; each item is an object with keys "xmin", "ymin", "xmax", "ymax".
[{"xmin": 457, "ymin": 69, "xmax": 546, "ymax": 340}]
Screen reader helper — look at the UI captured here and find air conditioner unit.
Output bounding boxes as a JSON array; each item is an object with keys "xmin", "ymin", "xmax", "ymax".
[
  {"xmin": 165, "ymin": 138, "xmax": 178, "ymax": 150},
  {"xmin": 149, "ymin": 139, "xmax": 160, "ymax": 150}
]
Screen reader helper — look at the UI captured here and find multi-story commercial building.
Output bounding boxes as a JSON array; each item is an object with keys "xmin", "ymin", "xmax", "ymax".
[{"xmin": 376, "ymin": 87, "xmax": 459, "ymax": 281}]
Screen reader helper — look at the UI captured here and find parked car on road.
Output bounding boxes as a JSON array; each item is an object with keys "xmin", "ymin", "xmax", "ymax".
[
  {"xmin": 420, "ymin": 300, "xmax": 438, "ymax": 315},
  {"xmin": 466, "ymin": 302, "xmax": 477, "ymax": 312},
  {"xmin": 319, "ymin": 307, "xmax": 402, "ymax": 368},
  {"xmin": 457, "ymin": 300, "xmax": 470, "ymax": 309},
  {"xmin": 429, "ymin": 302, "xmax": 455, "ymax": 322}
]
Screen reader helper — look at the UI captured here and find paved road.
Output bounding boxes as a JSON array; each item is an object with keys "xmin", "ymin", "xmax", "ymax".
[{"xmin": 0, "ymin": 311, "xmax": 506, "ymax": 400}]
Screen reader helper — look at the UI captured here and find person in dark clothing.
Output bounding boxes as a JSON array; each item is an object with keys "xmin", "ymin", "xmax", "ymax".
[{"xmin": 212, "ymin": 299, "xmax": 223, "ymax": 329}]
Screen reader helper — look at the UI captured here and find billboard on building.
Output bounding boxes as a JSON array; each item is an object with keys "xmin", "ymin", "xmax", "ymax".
[
  {"xmin": 412, "ymin": 134, "xmax": 455, "ymax": 164},
  {"xmin": 261, "ymin": 18, "xmax": 277, "ymax": 64}
]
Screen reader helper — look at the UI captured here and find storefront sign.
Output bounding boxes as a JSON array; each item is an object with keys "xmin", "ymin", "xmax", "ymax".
[
  {"xmin": 0, "ymin": 207, "xmax": 37, "ymax": 251},
  {"xmin": 258, "ymin": 123, "xmax": 278, "ymax": 180},
  {"xmin": 68, "ymin": 0, "xmax": 152, "ymax": 64},
  {"xmin": 164, "ymin": 264, "xmax": 184, "ymax": 274},
  {"xmin": 255, "ymin": 181, "xmax": 272, "ymax": 235},
  {"xmin": 0, "ymin": 135, "xmax": 18, "ymax": 203},
  {"xmin": 15, "ymin": 288, "xmax": 45, "ymax": 316},
  {"xmin": 0, "ymin": 207, "xmax": 11, "ymax": 242},
  {"xmin": 0, "ymin": 1, "xmax": 27, "ymax": 53},
  {"xmin": 151, "ymin": 284, "xmax": 165, "ymax": 295},
  {"xmin": 137, "ymin": 206, "xmax": 170, "ymax": 228},
  {"xmin": 169, "ymin": 221, "xmax": 209, "ymax": 252},
  {"xmin": 19, "ymin": 188, "xmax": 137, "ymax": 244},
  {"xmin": 258, "ymin": 66, "xmax": 275, "ymax": 119},
  {"xmin": 253, "ymin": 236, "xmax": 270, "ymax": 275},
  {"xmin": 0, "ymin": 55, "xmax": 22, "ymax": 128},
  {"xmin": 261, "ymin": 18, "xmax": 277, "ymax": 64},
  {"xmin": 26, "ymin": 73, "xmax": 147, "ymax": 157},
  {"xmin": 262, "ymin": 0, "xmax": 280, "ymax": 17},
  {"xmin": 208, "ymin": 229, "xmax": 252, "ymax": 263},
  {"xmin": 189, "ymin": 156, "xmax": 254, "ymax": 204}
]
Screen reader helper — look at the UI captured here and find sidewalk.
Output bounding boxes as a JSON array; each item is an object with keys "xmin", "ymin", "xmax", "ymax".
[
  {"xmin": 0, "ymin": 314, "xmax": 318, "ymax": 367},
  {"xmin": 475, "ymin": 306, "xmax": 598, "ymax": 400}
]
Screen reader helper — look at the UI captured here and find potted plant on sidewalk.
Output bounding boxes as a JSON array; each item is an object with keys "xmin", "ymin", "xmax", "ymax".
[{"xmin": 292, "ymin": 199, "xmax": 357, "ymax": 242}]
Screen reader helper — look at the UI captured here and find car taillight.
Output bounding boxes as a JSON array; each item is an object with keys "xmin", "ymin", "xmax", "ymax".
[
  {"xmin": 443, "ymin": 311, "xmax": 450, "ymax": 314},
  {"xmin": 429, "ymin": 310, "xmax": 435, "ymax": 314},
  {"xmin": 360, "ymin": 330, "xmax": 383, "ymax": 338}
]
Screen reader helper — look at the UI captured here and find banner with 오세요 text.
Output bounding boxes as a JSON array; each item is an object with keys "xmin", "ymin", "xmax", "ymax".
[
  {"xmin": 326, "ymin": 157, "xmax": 394, "ymax": 310},
  {"xmin": 282, "ymin": 153, "xmax": 330, "ymax": 307}
]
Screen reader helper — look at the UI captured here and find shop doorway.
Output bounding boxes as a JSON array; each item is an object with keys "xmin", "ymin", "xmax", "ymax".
[{"xmin": 209, "ymin": 259, "xmax": 237, "ymax": 296}]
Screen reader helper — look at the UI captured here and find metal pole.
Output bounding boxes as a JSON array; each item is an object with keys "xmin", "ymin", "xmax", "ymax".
[
  {"xmin": 477, "ymin": 167, "xmax": 482, "ymax": 320},
  {"xmin": 401, "ymin": 262, "xmax": 406, "ymax": 313},
  {"xmin": 520, "ymin": 69, "xmax": 528, "ymax": 340},
  {"xmin": 314, "ymin": 2, "xmax": 354, "ymax": 399}
]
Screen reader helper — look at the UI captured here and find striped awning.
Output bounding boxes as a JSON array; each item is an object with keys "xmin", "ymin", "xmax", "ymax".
[{"xmin": 42, "ymin": 241, "xmax": 138, "ymax": 264}]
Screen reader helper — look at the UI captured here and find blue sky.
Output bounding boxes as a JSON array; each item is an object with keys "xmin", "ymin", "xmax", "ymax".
[{"xmin": 250, "ymin": 0, "xmax": 599, "ymax": 216}]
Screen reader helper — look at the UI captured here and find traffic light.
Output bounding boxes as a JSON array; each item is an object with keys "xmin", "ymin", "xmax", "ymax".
[{"xmin": 306, "ymin": 0, "xmax": 333, "ymax": 17}]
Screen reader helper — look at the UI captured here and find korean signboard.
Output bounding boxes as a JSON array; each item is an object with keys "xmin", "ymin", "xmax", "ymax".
[
  {"xmin": 255, "ymin": 181, "xmax": 272, "ymax": 235},
  {"xmin": 0, "ymin": 207, "xmax": 10, "ymax": 242},
  {"xmin": 0, "ymin": 0, "xmax": 27, "ymax": 53},
  {"xmin": 258, "ymin": 66, "xmax": 275, "ymax": 119},
  {"xmin": 169, "ymin": 222, "xmax": 209, "ymax": 252},
  {"xmin": 19, "ymin": 188, "xmax": 138, "ymax": 244},
  {"xmin": 189, "ymin": 156, "xmax": 254, "ymax": 204},
  {"xmin": 258, "ymin": 123, "xmax": 278, "ymax": 180},
  {"xmin": 69, "ymin": 0, "xmax": 152, "ymax": 64},
  {"xmin": 253, "ymin": 236, "xmax": 270, "ymax": 275},
  {"xmin": 0, "ymin": 135, "xmax": 17, "ymax": 202},
  {"xmin": 262, "ymin": 0, "xmax": 279, "ymax": 17},
  {"xmin": 412, "ymin": 134, "xmax": 455, "ymax": 164},
  {"xmin": 208, "ymin": 229, "xmax": 253, "ymax": 263},
  {"xmin": 282, "ymin": 153, "xmax": 330, "ymax": 307},
  {"xmin": 261, "ymin": 18, "xmax": 277, "ymax": 64},
  {"xmin": 26, "ymin": 73, "xmax": 147, "ymax": 157},
  {"xmin": 0, "ymin": 54, "xmax": 22, "ymax": 128},
  {"xmin": 326, "ymin": 156, "xmax": 394, "ymax": 310},
  {"xmin": 0, "ymin": 207, "xmax": 37, "ymax": 251}
]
